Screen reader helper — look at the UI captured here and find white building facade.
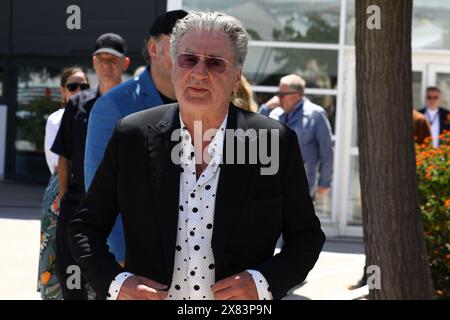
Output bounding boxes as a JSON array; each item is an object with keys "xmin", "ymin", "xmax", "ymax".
[{"xmin": 168, "ymin": 0, "xmax": 450, "ymax": 237}]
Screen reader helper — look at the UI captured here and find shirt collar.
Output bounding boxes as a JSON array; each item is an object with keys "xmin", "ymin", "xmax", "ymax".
[
  {"xmin": 281, "ymin": 98, "xmax": 305, "ymax": 123},
  {"xmin": 426, "ymin": 107, "xmax": 439, "ymax": 116},
  {"xmin": 178, "ymin": 113, "xmax": 228, "ymax": 171}
]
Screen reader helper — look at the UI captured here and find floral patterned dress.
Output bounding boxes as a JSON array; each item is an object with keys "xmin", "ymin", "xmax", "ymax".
[{"xmin": 37, "ymin": 173, "xmax": 62, "ymax": 300}]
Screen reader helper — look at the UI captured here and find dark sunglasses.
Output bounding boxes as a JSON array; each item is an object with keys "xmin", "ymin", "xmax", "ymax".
[
  {"xmin": 66, "ymin": 82, "xmax": 90, "ymax": 92},
  {"xmin": 177, "ymin": 52, "xmax": 229, "ymax": 73},
  {"xmin": 276, "ymin": 91, "xmax": 298, "ymax": 97},
  {"xmin": 426, "ymin": 95, "xmax": 439, "ymax": 100}
]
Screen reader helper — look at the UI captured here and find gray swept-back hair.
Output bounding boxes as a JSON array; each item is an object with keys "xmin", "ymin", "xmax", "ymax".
[
  {"xmin": 280, "ymin": 74, "xmax": 306, "ymax": 95},
  {"xmin": 170, "ymin": 11, "xmax": 248, "ymax": 68}
]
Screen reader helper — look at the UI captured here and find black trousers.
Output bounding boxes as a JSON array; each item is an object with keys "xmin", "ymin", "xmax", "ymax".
[{"xmin": 55, "ymin": 193, "xmax": 88, "ymax": 300}]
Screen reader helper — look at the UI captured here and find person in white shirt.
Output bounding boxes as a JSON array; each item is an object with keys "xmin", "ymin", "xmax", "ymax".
[
  {"xmin": 38, "ymin": 67, "xmax": 90, "ymax": 300},
  {"xmin": 44, "ymin": 109, "xmax": 64, "ymax": 174},
  {"xmin": 419, "ymin": 86, "xmax": 450, "ymax": 147}
]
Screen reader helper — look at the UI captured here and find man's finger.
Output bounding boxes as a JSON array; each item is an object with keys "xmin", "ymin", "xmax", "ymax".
[
  {"xmin": 228, "ymin": 296, "xmax": 243, "ymax": 300},
  {"xmin": 212, "ymin": 277, "xmax": 232, "ymax": 293},
  {"xmin": 145, "ymin": 290, "xmax": 169, "ymax": 300},
  {"xmin": 213, "ymin": 287, "xmax": 237, "ymax": 300},
  {"xmin": 136, "ymin": 284, "xmax": 168, "ymax": 300},
  {"xmin": 139, "ymin": 277, "xmax": 168, "ymax": 291}
]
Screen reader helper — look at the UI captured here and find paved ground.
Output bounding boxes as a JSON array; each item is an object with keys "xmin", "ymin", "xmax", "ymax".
[
  {"xmin": 0, "ymin": 181, "xmax": 44, "ymax": 300},
  {"xmin": 0, "ymin": 180, "xmax": 367, "ymax": 300}
]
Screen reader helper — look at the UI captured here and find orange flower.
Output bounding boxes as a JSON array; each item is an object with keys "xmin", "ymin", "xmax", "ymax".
[
  {"xmin": 41, "ymin": 271, "xmax": 51, "ymax": 285},
  {"xmin": 426, "ymin": 165, "xmax": 436, "ymax": 174},
  {"xmin": 445, "ymin": 199, "xmax": 450, "ymax": 209}
]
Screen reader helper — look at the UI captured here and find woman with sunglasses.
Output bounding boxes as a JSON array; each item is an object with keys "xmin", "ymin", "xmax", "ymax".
[{"xmin": 38, "ymin": 66, "xmax": 89, "ymax": 300}]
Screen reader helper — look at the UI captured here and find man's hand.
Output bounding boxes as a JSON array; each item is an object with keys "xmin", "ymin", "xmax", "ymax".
[
  {"xmin": 212, "ymin": 271, "xmax": 258, "ymax": 300},
  {"xmin": 264, "ymin": 96, "xmax": 281, "ymax": 111},
  {"xmin": 117, "ymin": 275, "xmax": 168, "ymax": 300}
]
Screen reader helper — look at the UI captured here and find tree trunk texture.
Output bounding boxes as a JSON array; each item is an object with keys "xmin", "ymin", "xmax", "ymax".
[{"xmin": 355, "ymin": 0, "xmax": 434, "ymax": 299}]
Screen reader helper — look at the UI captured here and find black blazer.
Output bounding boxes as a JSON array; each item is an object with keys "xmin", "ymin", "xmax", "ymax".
[
  {"xmin": 419, "ymin": 107, "xmax": 450, "ymax": 134},
  {"xmin": 68, "ymin": 103, "xmax": 325, "ymax": 300}
]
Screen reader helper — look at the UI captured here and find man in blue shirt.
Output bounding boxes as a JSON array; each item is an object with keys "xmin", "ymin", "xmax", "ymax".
[
  {"xmin": 84, "ymin": 10, "xmax": 188, "ymax": 265},
  {"xmin": 260, "ymin": 74, "xmax": 333, "ymax": 197}
]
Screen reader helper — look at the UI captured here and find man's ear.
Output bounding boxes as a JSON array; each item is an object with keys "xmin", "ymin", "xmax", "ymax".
[
  {"xmin": 92, "ymin": 56, "xmax": 99, "ymax": 73},
  {"xmin": 148, "ymin": 39, "xmax": 158, "ymax": 59},
  {"xmin": 123, "ymin": 57, "xmax": 131, "ymax": 71}
]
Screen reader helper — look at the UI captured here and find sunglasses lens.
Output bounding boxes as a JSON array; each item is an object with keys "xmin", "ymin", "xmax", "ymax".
[
  {"xmin": 66, "ymin": 83, "xmax": 89, "ymax": 92},
  {"xmin": 427, "ymin": 96, "xmax": 438, "ymax": 99},
  {"xmin": 66, "ymin": 83, "xmax": 78, "ymax": 92},
  {"xmin": 277, "ymin": 92, "xmax": 293, "ymax": 97},
  {"xmin": 205, "ymin": 57, "xmax": 227, "ymax": 73},
  {"xmin": 178, "ymin": 53, "xmax": 227, "ymax": 73},
  {"xmin": 178, "ymin": 54, "xmax": 200, "ymax": 69}
]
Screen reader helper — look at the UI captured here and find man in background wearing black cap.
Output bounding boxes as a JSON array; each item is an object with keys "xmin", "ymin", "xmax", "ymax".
[
  {"xmin": 52, "ymin": 32, "xmax": 130, "ymax": 299},
  {"xmin": 84, "ymin": 10, "xmax": 188, "ymax": 267}
]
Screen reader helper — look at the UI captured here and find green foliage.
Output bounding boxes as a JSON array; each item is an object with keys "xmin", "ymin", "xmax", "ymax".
[
  {"xmin": 16, "ymin": 96, "xmax": 60, "ymax": 152},
  {"xmin": 273, "ymin": 13, "xmax": 339, "ymax": 43},
  {"xmin": 416, "ymin": 131, "xmax": 450, "ymax": 297},
  {"xmin": 271, "ymin": 14, "xmax": 338, "ymax": 86}
]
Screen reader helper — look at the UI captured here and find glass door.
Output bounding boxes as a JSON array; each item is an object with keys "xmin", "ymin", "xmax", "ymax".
[{"xmin": 14, "ymin": 66, "xmax": 63, "ymax": 182}]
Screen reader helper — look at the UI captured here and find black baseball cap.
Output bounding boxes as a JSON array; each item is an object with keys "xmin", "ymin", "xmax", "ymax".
[
  {"xmin": 93, "ymin": 33, "xmax": 127, "ymax": 57},
  {"xmin": 148, "ymin": 10, "xmax": 188, "ymax": 38}
]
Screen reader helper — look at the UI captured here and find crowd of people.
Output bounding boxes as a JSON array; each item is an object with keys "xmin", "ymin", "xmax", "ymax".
[{"xmin": 37, "ymin": 9, "xmax": 444, "ymax": 300}]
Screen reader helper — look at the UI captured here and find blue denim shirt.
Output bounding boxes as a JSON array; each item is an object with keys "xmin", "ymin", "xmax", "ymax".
[
  {"xmin": 260, "ymin": 98, "xmax": 333, "ymax": 194},
  {"xmin": 84, "ymin": 68, "xmax": 164, "ymax": 261}
]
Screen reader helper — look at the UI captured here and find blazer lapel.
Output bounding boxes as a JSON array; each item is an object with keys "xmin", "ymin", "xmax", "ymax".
[
  {"xmin": 212, "ymin": 105, "xmax": 255, "ymax": 278},
  {"xmin": 147, "ymin": 104, "xmax": 181, "ymax": 278}
]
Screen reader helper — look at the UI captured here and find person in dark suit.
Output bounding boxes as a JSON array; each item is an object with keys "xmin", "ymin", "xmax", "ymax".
[
  {"xmin": 52, "ymin": 33, "xmax": 130, "ymax": 299},
  {"xmin": 419, "ymin": 86, "xmax": 450, "ymax": 147},
  {"xmin": 68, "ymin": 11, "xmax": 325, "ymax": 301}
]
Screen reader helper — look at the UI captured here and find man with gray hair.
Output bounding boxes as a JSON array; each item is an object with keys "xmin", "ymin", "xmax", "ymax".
[
  {"xmin": 260, "ymin": 74, "xmax": 334, "ymax": 197},
  {"xmin": 69, "ymin": 11, "xmax": 324, "ymax": 300}
]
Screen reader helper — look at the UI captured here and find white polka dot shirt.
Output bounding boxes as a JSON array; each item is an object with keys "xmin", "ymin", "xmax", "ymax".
[{"xmin": 107, "ymin": 113, "xmax": 273, "ymax": 300}]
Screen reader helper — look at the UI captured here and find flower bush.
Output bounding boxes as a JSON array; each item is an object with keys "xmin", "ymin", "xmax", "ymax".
[{"xmin": 415, "ymin": 130, "xmax": 450, "ymax": 297}]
